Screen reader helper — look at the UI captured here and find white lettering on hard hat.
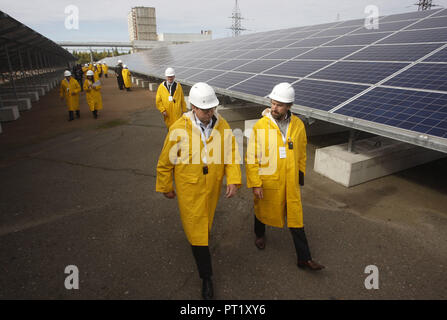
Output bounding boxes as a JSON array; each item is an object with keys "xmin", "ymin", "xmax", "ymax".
[{"xmin": 65, "ymin": 5, "xmax": 79, "ymax": 30}]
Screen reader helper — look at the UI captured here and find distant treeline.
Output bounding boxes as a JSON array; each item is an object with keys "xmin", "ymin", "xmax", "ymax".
[{"xmin": 72, "ymin": 50, "xmax": 131, "ymax": 65}]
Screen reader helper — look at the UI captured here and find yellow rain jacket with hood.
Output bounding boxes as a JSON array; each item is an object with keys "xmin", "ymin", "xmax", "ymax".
[
  {"xmin": 246, "ymin": 108, "xmax": 307, "ymax": 228},
  {"xmin": 156, "ymin": 111, "xmax": 242, "ymax": 246}
]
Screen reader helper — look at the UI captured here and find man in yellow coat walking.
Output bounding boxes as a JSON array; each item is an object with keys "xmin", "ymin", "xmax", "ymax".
[
  {"xmin": 156, "ymin": 82, "xmax": 242, "ymax": 300},
  {"xmin": 122, "ymin": 65, "xmax": 132, "ymax": 92},
  {"xmin": 59, "ymin": 70, "xmax": 81, "ymax": 121},
  {"xmin": 246, "ymin": 83, "xmax": 325, "ymax": 271},
  {"xmin": 83, "ymin": 70, "xmax": 103, "ymax": 119},
  {"xmin": 156, "ymin": 67, "xmax": 187, "ymax": 129}
]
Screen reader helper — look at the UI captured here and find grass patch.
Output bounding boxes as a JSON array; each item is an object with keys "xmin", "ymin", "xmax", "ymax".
[{"xmin": 97, "ymin": 119, "xmax": 129, "ymax": 129}]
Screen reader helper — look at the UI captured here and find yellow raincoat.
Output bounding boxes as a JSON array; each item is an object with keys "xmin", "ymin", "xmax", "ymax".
[
  {"xmin": 97, "ymin": 64, "xmax": 102, "ymax": 74},
  {"xmin": 156, "ymin": 111, "xmax": 242, "ymax": 246},
  {"xmin": 156, "ymin": 82, "xmax": 187, "ymax": 128},
  {"xmin": 122, "ymin": 69, "xmax": 131, "ymax": 88},
  {"xmin": 59, "ymin": 77, "xmax": 81, "ymax": 111},
  {"xmin": 83, "ymin": 79, "xmax": 103, "ymax": 111},
  {"xmin": 246, "ymin": 109, "xmax": 307, "ymax": 228},
  {"xmin": 102, "ymin": 64, "xmax": 108, "ymax": 75}
]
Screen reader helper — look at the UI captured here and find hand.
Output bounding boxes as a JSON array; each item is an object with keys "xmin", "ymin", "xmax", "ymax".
[
  {"xmin": 163, "ymin": 191, "xmax": 176, "ymax": 199},
  {"xmin": 225, "ymin": 184, "xmax": 238, "ymax": 198},
  {"xmin": 162, "ymin": 111, "xmax": 167, "ymax": 118},
  {"xmin": 253, "ymin": 187, "xmax": 264, "ymax": 199}
]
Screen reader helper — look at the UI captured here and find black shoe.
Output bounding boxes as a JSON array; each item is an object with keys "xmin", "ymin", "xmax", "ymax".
[
  {"xmin": 76, "ymin": 111, "xmax": 80, "ymax": 119},
  {"xmin": 202, "ymin": 277, "xmax": 214, "ymax": 300},
  {"xmin": 92, "ymin": 110, "xmax": 98, "ymax": 119},
  {"xmin": 68, "ymin": 111, "xmax": 74, "ymax": 121}
]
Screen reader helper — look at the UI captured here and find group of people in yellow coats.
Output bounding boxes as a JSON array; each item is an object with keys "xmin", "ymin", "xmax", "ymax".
[
  {"xmin": 155, "ymin": 67, "xmax": 324, "ymax": 300},
  {"xmin": 60, "ymin": 67, "xmax": 103, "ymax": 121}
]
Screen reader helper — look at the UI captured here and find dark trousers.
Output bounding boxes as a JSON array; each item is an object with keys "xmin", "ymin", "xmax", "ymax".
[
  {"xmin": 191, "ymin": 246, "xmax": 213, "ymax": 279},
  {"xmin": 255, "ymin": 216, "xmax": 312, "ymax": 262}
]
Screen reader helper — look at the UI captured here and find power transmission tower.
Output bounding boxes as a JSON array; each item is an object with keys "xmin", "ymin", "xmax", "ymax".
[
  {"xmin": 229, "ymin": 0, "xmax": 246, "ymax": 37},
  {"xmin": 416, "ymin": 0, "xmax": 437, "ymax": 10}
]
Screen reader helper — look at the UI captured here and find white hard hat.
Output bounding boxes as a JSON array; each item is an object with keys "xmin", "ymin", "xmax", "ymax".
[
  {"xmin": 86, "ymin": 70, "xmax": 94, "ymax": 76},
  {"xmin": 165, "ymin": 67, "xmax": 175, "ymax": 77},
  {"xmin": 118, "ymin": 60, "xmax": 123, "ymax": 63},
  {"xmin": 189, "ymin": 82, "xmax": 219, "ymax": 110},
  {"xmin": 123, "ymin": 65, "xmax": 128, "ymax": 69},
  {"xmin": 64, "ymin": 70, "xmax": 71, "ymax": 77},
  {"xmin": 269, "ymin": 82, "xmax": 295, "ymax": 104}
]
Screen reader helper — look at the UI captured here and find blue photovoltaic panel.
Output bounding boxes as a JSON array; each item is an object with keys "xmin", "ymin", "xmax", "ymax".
[
  {"xmin": 406, "ymin": 16, "xmax": 447, "ymax": 30},
  {"xmin": 186, "ymin": 70, "xmax": 223, "ymax": 82},
  {"xmin": 351, "ymin": 20, "xmax": 416, "ymax": 35},
  {"xmin": 263, "ymin": 47, "xmax": 312, "ymax": 59},
  {"xmin": 335, "ymin": 19, "xmax": 365, "ymax": 28},
  {"xmin": 311, "ymin": 61, "xmax": 408, "ymax": 84},
  {"xmin": 177, "ymin": 68, "xmax": 203, "ymax": 79},
  {"xmin": 213, "ymin": 59, "xmax": 250, "ymax": 70},
  {"xmin": 105, "ymin": 8, "xmax": 447, "ymax": 152},
  {"xmin": 236, "ymin": 49, "xmax": 273, "ymax": 59},
  {"xmin": 380, "ymin": 9, "xmax": 443, "ymax": 22},
  {"xmin": 298, "ymin": 46, "xmax": 363, "ymax": 60},
  {"xmin": 283, "ymin": 30, "xmax": 320, "ymax": 40},
  {"xmin": 432, "ymin": 8, "xmax": 447, "ymax": 17},
  {"xmin": 335, "ymin": 87, "xmax": 447, "ymax": 138},
  {"xmin": 293, "ymin": 79, "xmax": 369, "ymax": 111},
  {"xmin": 235, "ymin": 59, "xmax": 283, "ymax": 73},
  {"xmin": 326, "ymin": 32, "xmax": 392, "ymax": 46},
  {"xmin": 311, "ymin": 25, "xmax": 360, "ymax": 37},
  {"xmin": 265, "ymin": 60, "xmax": 332, "ymax": 77},
  {"xmin": 208, "ymin": 72, "xmax": 254, "ymax": 89},
  {"xmin": 259, "ymin": 39, "xmax": 299, "ymax": 49},
  {"xmin": 195, "ymin": 59, "xmax": 226, "ymax": 69},
  {"xmin": 346, "ymin": 44, "xmax": 443, "ymax": 62},
  {"xmin": 379, "ymin": 28, "xmax": 447, "ymax": 44},
  {"xmin": 289, "ymin": 37, "xmax": 336, "ymax": 47},
  {"xmin": 230, "ymin": 75, "xmax": 298, "ymax": 97},
  {"xmin": 424, "ymin": 46, "xmax": 447, "ymax": 62},
  {"xmin": 383, "ymin": 63, "xmax": 447, "ymax": 92}
]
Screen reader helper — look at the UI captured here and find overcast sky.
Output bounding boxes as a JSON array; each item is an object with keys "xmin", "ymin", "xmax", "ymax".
[{"xmin": 1, "ymin": 0, "xmax": 447, "ymax": 42}]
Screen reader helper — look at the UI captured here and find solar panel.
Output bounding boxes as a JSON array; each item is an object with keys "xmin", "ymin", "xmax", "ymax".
[
  {"xmin": 207, "ymin": 72, "xmax": 254, "ymax": 89},
  {"xmin": 383, "ymin": 63, "xmax": 447, "ymax": 91},
  {"xmin": 234, "ymin": 59, "xmax": 284, "ymax": 73},
  {"xmin": 326, "ymin": 32, "xmax": 393, "ymax": 46},
  {"xmin": 298, "ymin": 46, "xmax": 363, "ymax": 60},
  {"xmin": 264, "ymin": 60, "xmax": 332, "ymax": 77},
  {"xmin": 335, "ymin": 87, "xmax": 447, "ymax": 138},
  {"xmin": 346, "ymin": 44, "xmax": 443, "ymax": 61},
  {"xmin": 229, "ymin": 75, "xmax": 296, "ymax": 97},
  {"xmin": 351, "ymin": 20, "xmax": 416, "ymax": 34},
  {"xmin": 406, "ymin": 16, "xmax": 447, "ymax": 30},
  {"xmin": 379, "ymin": 27, "xmax": 447, "ymax": 44},
  {"xmin": 311, "ymin": 61, "xmax": 408, "ymax": 84},
  {"xmin": 293, "ymin": 80, "xmax": 369, "ymax": 111},
  {"xmin": 104, "ymin": 8, "xmax": 447, "ymax": 152},
  {"xmin": 424, "ymin": 46, "xmax": 447, "ymax": 62}
]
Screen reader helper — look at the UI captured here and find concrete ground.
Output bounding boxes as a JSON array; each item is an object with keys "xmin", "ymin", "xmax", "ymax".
[{"xmin": 0, "ymin": 75, "xmax": 446, "ymax": 300}]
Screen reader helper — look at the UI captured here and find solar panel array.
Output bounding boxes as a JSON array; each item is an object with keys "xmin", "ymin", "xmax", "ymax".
[{"xmin": 105, "ymin": 8, "xmax": 447, "ymax": 153}]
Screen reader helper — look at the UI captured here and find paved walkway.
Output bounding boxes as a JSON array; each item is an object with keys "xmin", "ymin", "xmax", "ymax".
[{"xmin": 0, "ymin": 75, "xmax": 446, "ymax": 299}]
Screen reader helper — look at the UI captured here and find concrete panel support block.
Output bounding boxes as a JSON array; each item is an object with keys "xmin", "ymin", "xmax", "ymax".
[
  {"xmin": 135, "ymin": 79, "xmax": 143, "ymax": 87},
  {"xmin": 0, "ymin": 106, "xmax": 20, "ymax": 122},
  {"xmin": 141, "ymin": 81, "xmax": 149, "ymax": 88},
  {"xmin": 2, "ymin": 98, "xmax": 32, "ymax": 111},
  {"xmin": 149, "ymin": 83, "xmax": 158, "ymax": 92},
  {"xmin": 314, "ymin": 136, "xmax": 446, "ymax": 187}
]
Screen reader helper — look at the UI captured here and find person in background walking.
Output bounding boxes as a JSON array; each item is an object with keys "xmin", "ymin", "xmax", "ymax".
[
  {"xmin": 59, "ymin": 70, "xmax": 81, "ymax": 121},
  {"xmin": 83, "ymin": 70, "xmax": 103, "ymax": 119}
]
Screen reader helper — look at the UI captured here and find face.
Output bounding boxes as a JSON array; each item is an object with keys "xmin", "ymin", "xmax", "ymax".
[
  {"xmin": 65, "ymin": 76, "xmax": 71, "ymax": 82},
  {"xmin": 271, "ymin": 99, "xmax": 291, "ymax": 120},
  {"xmin": 166, "ymin": 76, "xmax": 175, "ymax": 83},
  {"xmin": 193, "ymin": 106, "xmax": 215, "ymax": 125}
]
